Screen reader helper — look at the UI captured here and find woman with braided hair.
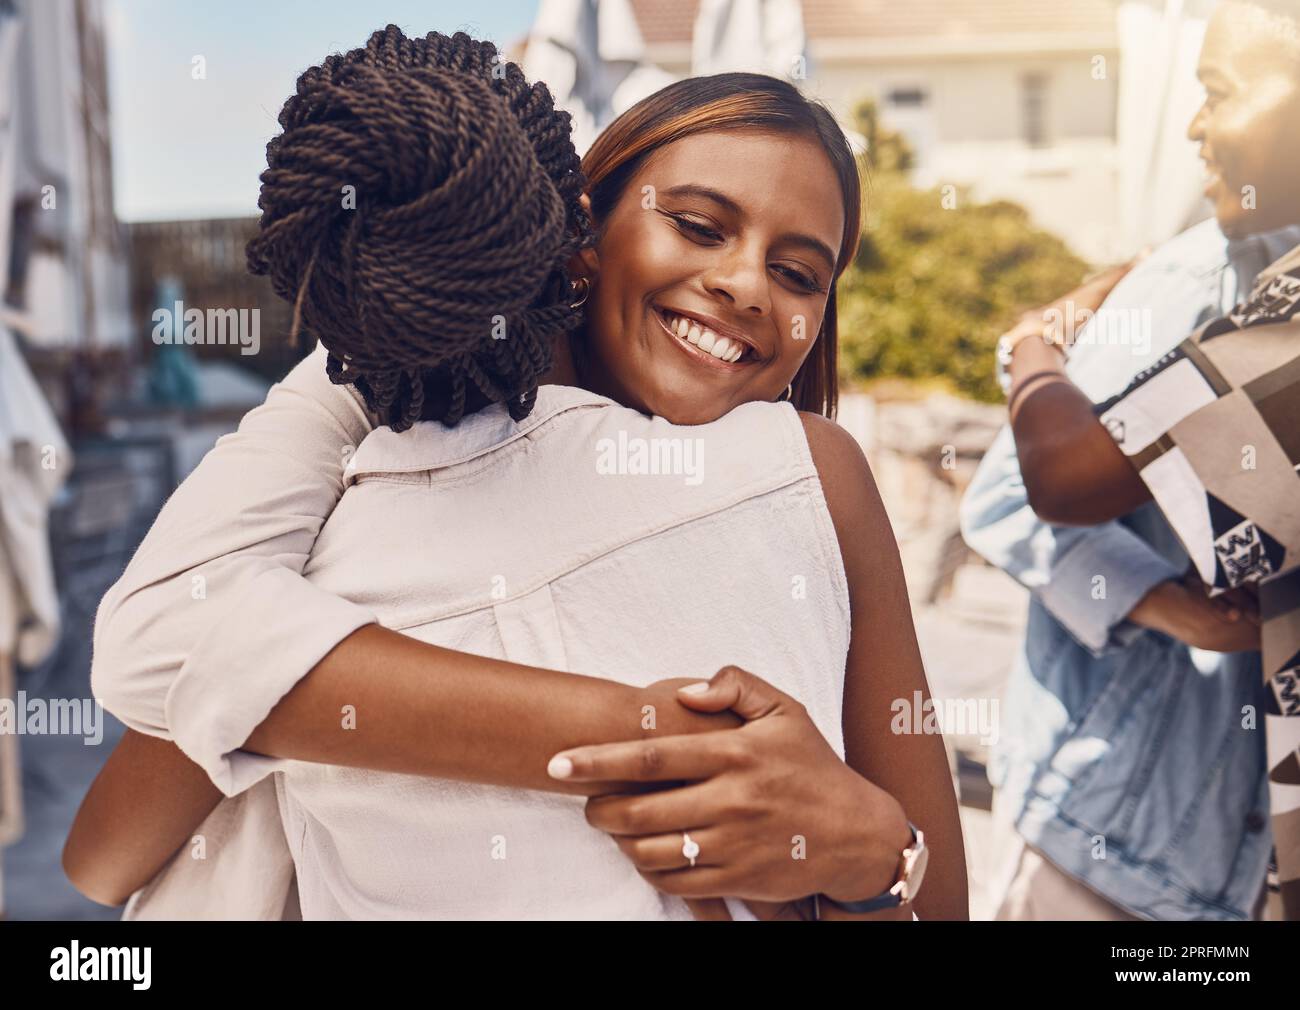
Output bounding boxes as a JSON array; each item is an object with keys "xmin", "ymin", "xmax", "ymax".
[{"xmin": 71, "ymin": 26, "xmax": 964, "ymax": 920}]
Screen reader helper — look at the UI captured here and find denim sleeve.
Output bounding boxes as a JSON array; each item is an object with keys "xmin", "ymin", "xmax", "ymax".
[{"xmin": 959, "ymin": 424, "xmax": 1182, "ymax": 657}]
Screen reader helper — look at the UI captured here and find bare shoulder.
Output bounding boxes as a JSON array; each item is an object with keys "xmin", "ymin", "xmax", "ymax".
[{"xmin": 795, "ymin": 411, "xmax": 891, "ymax": 540}]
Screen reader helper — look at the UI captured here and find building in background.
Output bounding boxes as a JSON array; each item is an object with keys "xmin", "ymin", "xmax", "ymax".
[
  {"xmin": 549, "ymin": 0, "xmax": 1214, "ymax": 264},
  {"xmin": 0, "ymin": 0, "xmax": 269, "ymax": 921},
  {"xmin": 4, "ymin": 0, "xmax": 130, "ymax": 363},
  {"xmin": 1, "ymin": 0, "xmax": 127, "ymax": 920}
]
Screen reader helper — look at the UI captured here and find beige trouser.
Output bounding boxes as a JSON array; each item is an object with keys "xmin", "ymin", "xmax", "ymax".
[
  {"xmin": 989, "ymin": 793, "xmax": 1277, "ymax": 921},
  {"xmin": 993, "ymin": 835, "xmax": 1142, "ymax": 921}
]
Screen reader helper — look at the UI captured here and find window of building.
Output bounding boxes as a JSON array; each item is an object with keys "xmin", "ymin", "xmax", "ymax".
[
  {"xmin": 1022, "ymin": 73, "xmax": 1050, "ymax": 147},
  {"xmin": 887, "ymin": 87, "xmax": 928, "ymax": 108}
]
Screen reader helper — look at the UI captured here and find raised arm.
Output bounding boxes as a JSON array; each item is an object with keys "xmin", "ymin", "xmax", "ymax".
[
  {"xmin": 958, "ymin": 248, "xmax": 1242, "ymax": 658},
  {"xmin": 1004, "ymin": 330, "xmax": 1150, "ymax": 526},
  {"xmin": 958, "ymin": 255, "xmax": 1196, "ymax": 656}
]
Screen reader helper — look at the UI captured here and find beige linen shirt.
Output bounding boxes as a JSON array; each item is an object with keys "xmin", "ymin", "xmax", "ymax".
[{"xmin": 95, "ymin": 349, "xmax": 851, "ymax": 918}]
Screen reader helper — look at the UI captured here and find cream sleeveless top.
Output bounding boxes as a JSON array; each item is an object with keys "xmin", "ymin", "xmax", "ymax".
[{"xmin": 130, "ymin": 384, "xmax": 851, "ymax": 919}]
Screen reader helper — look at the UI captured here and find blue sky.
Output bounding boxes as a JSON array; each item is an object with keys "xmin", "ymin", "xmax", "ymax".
[{"xmin": 107, "ymin": 0, "xmax": 540, "ymax": 221}]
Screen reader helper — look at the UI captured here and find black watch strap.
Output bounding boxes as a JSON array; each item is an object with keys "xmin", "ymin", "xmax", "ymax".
[
  {"xmin": 816, "ymin": 889, "xmax": 903, "ymax": 915},
  {"xmin": 814, "ymin": 821, "xmax": 919, "ymax": 917}
]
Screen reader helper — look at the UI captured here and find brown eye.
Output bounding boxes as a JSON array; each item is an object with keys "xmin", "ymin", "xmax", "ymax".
[
  {"xmin": 775, "ymin": 265, "xmax": 825, "ymax": 294},
  {"xmin": 666, "ymin": 212, "xmax": 723, "ymax": 243}
]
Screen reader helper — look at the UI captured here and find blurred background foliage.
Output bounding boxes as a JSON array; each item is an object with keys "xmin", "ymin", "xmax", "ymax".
[{"xmin": 836, "ymin": 100, "xmax": 1091, "ymax": 402}]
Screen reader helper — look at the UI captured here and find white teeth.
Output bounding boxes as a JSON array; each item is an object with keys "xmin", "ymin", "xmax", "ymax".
[{"xmin": 664, "ymin": 312, "xmax": 749, "ymax": 362}]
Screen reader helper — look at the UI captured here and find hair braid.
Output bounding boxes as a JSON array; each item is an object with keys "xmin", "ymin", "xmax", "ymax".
[{"xmin": 247, "ymin": 26, "xmax": 592, "ymax": 431}]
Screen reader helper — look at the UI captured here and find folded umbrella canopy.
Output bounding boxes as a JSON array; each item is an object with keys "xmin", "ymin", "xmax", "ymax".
[{"xmin": 524, "ymin": 0, "xmax": 676, "ymax": 156}]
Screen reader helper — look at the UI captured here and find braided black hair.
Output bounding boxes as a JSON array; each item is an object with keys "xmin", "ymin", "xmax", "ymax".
[{"xmin": 247, "ymin": 26, "xmax": 593, "ymax": 430}]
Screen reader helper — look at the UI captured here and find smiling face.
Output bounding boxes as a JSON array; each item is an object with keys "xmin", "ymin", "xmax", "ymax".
[
  {"xmin": 1188, "ymin": 2, "xmax": 1300, "ymax": 238},
  {"xmin": 573, "ymin": 128, "xmax": 846, "ymax": 425}
]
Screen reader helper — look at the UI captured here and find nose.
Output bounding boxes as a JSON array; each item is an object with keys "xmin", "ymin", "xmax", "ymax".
[
  {"xmin": 701, "ymin": 241, "xmax": 771, "ymax": 317},
  {"xmin": 1187, "ymin": 102, "xmax": 1207, "ymax": 144}
]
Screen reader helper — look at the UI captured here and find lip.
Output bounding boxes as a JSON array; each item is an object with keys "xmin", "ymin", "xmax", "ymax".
[
  {"xmin": 653, "ymin": 306, "xmax": 756, "ymax": 373},
  {"xmin": 1199, "ymin": 152, "xmax": 1223, "ymax": 198}
]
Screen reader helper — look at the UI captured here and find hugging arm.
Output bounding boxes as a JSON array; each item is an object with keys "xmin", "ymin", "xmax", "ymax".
[
  {"xmin": 63, "ymin": 731, "xmax": 221, "ymax": 907},
  {"xmin": 804, "ymin": 414, "xmax": 968, "ymax": 920},
  {"xmin": 65, "ymin": 669, "xmax": 726, "ymax": 907}
]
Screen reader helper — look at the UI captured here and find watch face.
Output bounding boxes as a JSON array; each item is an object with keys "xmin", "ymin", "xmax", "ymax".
[{"xmin": 903, "ymin": 843, "xmax": 929, "ymax": 903}]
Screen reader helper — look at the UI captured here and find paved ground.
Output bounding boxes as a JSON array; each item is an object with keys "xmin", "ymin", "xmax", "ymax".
[{"xmin": 915, "ymin": 567, "xmax": 1028, "ymax": 921}]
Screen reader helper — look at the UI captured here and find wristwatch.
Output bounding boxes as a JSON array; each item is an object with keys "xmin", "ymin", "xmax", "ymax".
[{"xmin": 814, "ymin": 822, "xmax": 928, "ymax": 917}]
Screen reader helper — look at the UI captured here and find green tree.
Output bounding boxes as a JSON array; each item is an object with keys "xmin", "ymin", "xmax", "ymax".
[{"xmin": 836, "ymin": 100, "xmax": 1090, "ymax": 402}]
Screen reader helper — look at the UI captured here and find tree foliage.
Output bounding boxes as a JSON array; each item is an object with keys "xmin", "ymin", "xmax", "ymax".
[{"xmin": 835, "ymin": 100, "xmax": 1090, "ymax": 401}]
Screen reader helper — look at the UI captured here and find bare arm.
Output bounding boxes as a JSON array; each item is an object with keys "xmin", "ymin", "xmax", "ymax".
[
  {"xmin": 1000, "ymin": 260, "xmax": 1153, "ymax": 526},
  {"xmin": 65, "ymin": 662, "xmax": 737, "ymax": 908},
  {"xmin": 1010, "ymin": 366, "xmax": 1151, "ymax": 526},
  {"xmin": 241, "ymin": 624, "xmax": 736, "ymax": 793},
  {"xmin": 63, "ymin": 731, "xmax": 221, "ymax": 906},
  {"xmin": 802, "ymin": 412, "xmax": 968, "ymax": 920}
]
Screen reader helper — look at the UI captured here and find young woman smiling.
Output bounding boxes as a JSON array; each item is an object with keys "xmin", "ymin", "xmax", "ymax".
[{"xmin": 74, "ymin": 28, "xmax": 966, "ymax": 920}]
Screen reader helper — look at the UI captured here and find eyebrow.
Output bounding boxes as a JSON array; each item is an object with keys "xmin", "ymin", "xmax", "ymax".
[{"xmin": 661, "ymin": 183, "xmax": 839, "ymax": 272}]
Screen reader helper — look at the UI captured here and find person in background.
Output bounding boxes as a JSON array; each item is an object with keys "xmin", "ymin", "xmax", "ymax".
[
  {"xmin": 1006, "ymin": 235, "xmax": 1300, "ymax": 920},
  {"xmin": 960, "ymin": 0, "xmax": 1300, "ymax": 920}
]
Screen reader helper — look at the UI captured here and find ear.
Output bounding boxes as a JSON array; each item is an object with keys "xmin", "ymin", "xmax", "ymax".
[{"xmin": 568, "ymin": 192, "xmax": 600, "ymax": 280}]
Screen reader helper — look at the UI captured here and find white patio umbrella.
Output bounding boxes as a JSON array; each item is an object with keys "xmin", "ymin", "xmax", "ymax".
[
  {"xmin": 690, "ymin": 0, "xmax": 807, "ymax": 79},
  {"xmin": 691, "ymin": 0, "xmax": 865, "ymax": 157},
  {"xmin": 523, "ymin": 0, "xmax": 676, "ymax": 155},
  {"xmin": 1115, "ymin": 0, "xmax": 1217, "ymax": 256}
]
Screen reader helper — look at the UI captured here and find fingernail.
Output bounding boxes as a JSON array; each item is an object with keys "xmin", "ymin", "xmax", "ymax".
[
  {"xmin": 547, "ymin": 755, "xmax": 573, "ymax": 779},
  {"xmin": 678, "ymin": 682, "xmax": 710, "ymax": 695}
]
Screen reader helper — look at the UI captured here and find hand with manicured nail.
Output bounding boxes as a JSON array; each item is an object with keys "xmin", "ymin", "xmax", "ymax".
[{"xmin": 547, "ymin": 664, "xmax": 912, "ymax": 910}]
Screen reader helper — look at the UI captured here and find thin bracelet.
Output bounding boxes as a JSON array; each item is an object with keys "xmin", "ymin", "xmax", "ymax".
[{"xmin": 1007, "ymin": 369, "xmax": 1069, "ymax": 415}]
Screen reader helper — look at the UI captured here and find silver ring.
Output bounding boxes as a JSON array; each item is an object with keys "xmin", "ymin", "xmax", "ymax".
[{"xmin": 681, "ymin": 832, "xmax": 700, "ymax": 868}]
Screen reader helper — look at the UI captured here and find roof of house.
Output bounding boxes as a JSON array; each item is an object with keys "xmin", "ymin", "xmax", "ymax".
[{"xmin": 629, "ymin": 0, "xmax": 1118, "ymax": 45}]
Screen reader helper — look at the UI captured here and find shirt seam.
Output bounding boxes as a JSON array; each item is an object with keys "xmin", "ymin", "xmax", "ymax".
[{"xmin": 378, "ymin": 469, "xmax": 821, "ymax": 631}]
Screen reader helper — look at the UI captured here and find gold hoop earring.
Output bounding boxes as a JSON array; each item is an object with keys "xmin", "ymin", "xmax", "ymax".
[
  {"xmin": 568, "ymin": 276, "xmax": 590, "ymax": 309},
  {"xmin": 778, "ymin": 383, "xmax": 793, "ymax": 403}
]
